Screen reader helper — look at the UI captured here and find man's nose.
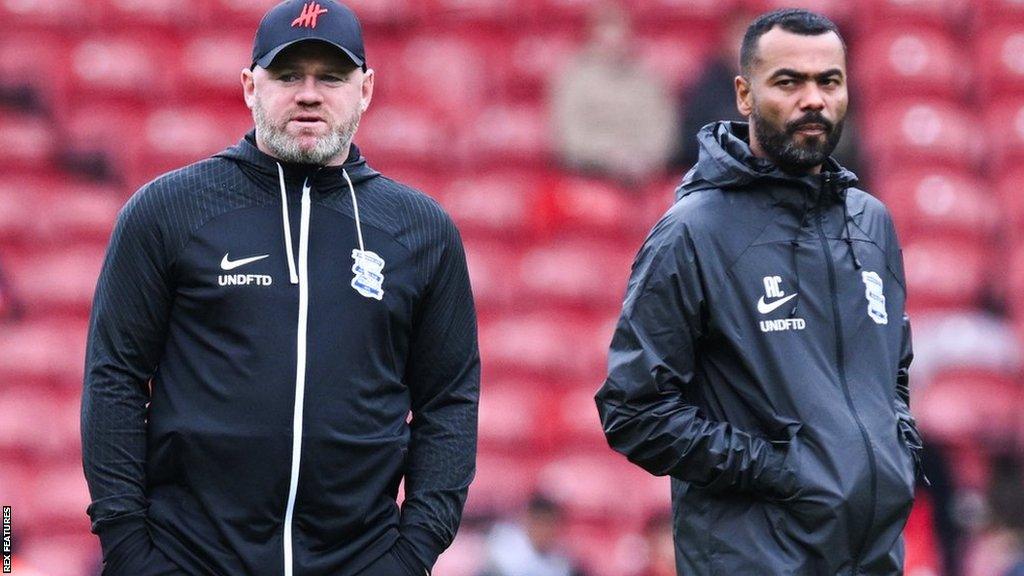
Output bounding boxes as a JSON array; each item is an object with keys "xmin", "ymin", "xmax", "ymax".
[
  {"xmin": 295, "ymin": 76, "xmax": 324, "ymax": 104},
  {"xmin": 799, "ymin": 84, "xmax": 826, "ymax": 111}
]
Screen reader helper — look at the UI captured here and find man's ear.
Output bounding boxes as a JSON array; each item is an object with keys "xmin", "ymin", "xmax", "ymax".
[
  {"xmin": 735, "ymin": 75, "xmax": 753, "ymax": 118},
  {"xmin": 360, "ymin": 68, "xmax": 375, "ymax": 113},
  {"xmin": 242, "ymin": 68, "xmax": 256, "ymax": 109}
]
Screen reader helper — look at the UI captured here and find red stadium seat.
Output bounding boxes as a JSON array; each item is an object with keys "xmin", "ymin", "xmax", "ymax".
[
  {"xmin": 0, "ymin": 33, "xmax": 70, "ymax": 111},
  {"xmin": 462, "ymin": 240, "xmax": 522, "ymax": 312},
  {"xmin": 179, "ymin": 33, "xmax": 253, "ymax": 101},
  {"xmin": 516, "ymin": 239, "xmax": 634, "ymax": 309},
  {"xmin": 357, "ymin": 104, "xmax": 452, "ymax": 165},
  {"xmin": 376, "ymin": 35, "xmax": 490, "ymax": 116},
  {"xmin": 25, "ymin": 461, "xmax": 94, "ymax": 531},
  {"xmin": 550, "ymin": 386, "xmax": 611, "ymax": 450},
  {"xmin": 901, "ymin": 236, "xmax": 989, "ymax": 311},
  {"xmin": 94, "ymin": 0, "xmax": 207, "ymax": 28},
  {"xmin": 478, "ymin": 311, "xmax": 613, "ymax": 381},
  {"xmin": 1004, "ymin": 243, "xmax": 1024, "ymax": 327},
  {"xmin": 863, "ymin": 99, "xmax": 983, "ymax": 173},
  {"xmin": 976, "ymin": 0, "xmax": 1024, "ymax": 25},
  {"xmin": 536, "ymin": 452, "xmax": 668, "ymax": 523},
  {"xmin": 439, "ymin": 171, "xmax": 545, "ymax": 240},
  {"xmin": 635, "ymin": 32, "xmax": 714, "ymax": 93},
  {"xmin": 478, "ymin": 378, "xmax": 551, "ymax": 451},
  {"xmin": 984, "ymin": 97, "xmax": 1024, "ymax": 172},
  {"xmin": 858, "ymin": 0, "xmax": 969, "ymax": 26},
  {"xmin": 997, "ymin": 169, "xmax": 1024, "ymax": 246},
  {"xmin": 742, "ymin": 0, "xmax": 853, "ymax": 24},
  {"xmin": 19, "ymin": 533, "xmax": 99, "ymax": 576},
  {"xmin": 0, "ymin": 112, "xmax": 56, "ymax": 174},
  {"xmin": 36, "ymin": 182, "xmax": 123, "ymax": 246},
  {"xmin": 915, "ymin": 368, "xmax": 1024, "ymax": 448},
  {"xmin": 501, "ymin": 32, "xmax": 581, "ymax": 100},
  {"xmin": 67, "ymin": 34, "xmax": 178, "ymax": 103},
  {"xmin": 424, "ymin": 0, "xmax": 530, "ymax": 23},
  {"xmin": 0, "ymin": 0, "xmax": 97, "ymax": 30},
  {"xmin": 455, "ymin": 102, "xmax": 551, "ymax": 167},
  {"xmin": 5, "ymin": 245, "xmax": 106, "ymax": 319},
  {"xmin": 855, "ymin": 27, "xmax": 967, "ymax": 101},
  {"xmin": 134, "ymin": 104, "xmax": 254, "ymax": 187},
  {"xmin": 635, "ymin": 0, "xmax": 741, "ymax": 23},
  {"xmin": 0, "ymin": 176, "xmax": 50, "ymax": 245},
  {"xmin": 205, "ymin": 0, "xmax": 281, "ymax": 29},
  {"xmin": 904, "ymin": 490, "xmax": 944, "ymax": 576},
  {"xmin": 62, "ymin": 103, "xmax": 146, "ymax": 185},
  {"xmin": 465, "ymin": 451, "xmax": 544, "ymax": 514},
  {"xmin": 977, "ymin": 27, "xmax": 1024, "ymax": 101},
  {"xmin": 874, "ymin": 167, "xmax": 997, "ymax": 243},
  {"xmin": 541, "ymin": 176, "xmax": 649, "ymax": 240}
]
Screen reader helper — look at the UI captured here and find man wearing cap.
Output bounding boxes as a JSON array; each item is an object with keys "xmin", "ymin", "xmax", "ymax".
[{"xmin": 81, "ymin": 2, "xmax": 480, "ymax": 575}]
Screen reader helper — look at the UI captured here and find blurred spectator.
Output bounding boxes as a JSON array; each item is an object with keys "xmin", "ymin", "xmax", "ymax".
[
  {"xmin": 549, "ymin": 1, "xmax": 677, "ymax": 186},
  {"xmin": 476, "ymin": 494, "xmax": 588, "ymax": 576},
  {"xmin": 634, "ymin": 511, "xmax": 674, "ymax": 576},
  {"xmin": 989, "ymin": 456, "xmax": 1024, "ymax": 576},
  {"xmin": 0, "ymin": 256, "xmax": 22, "ymax": 321},
  {"xmin": 670, "ymin": 12, "xmax": 748, "ymax": 170}
]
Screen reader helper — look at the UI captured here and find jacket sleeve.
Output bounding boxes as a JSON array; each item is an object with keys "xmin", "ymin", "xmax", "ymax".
[
  {"xmin": 595, "ymin": 216, "xmax": 793, "ymax": 498},
  {"xmin": 81, "ymin": 190, "xmax": 174, "ymax": 569},
  {"xmin": 886, "ymin": 215, "xmax": 922, "ymax": 446},
  {"xmin": 395, "ymin": 217, "xmax": 480, "ymax": 572}
]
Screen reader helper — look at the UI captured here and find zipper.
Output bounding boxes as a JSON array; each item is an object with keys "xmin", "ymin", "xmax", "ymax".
[
  {"xmin": 283, "ymin": 178, "xmax": 312, "ymax": 576},
  {"xmin": 815, "ymin": 175, "xmax": 877, "ymax": 573}
]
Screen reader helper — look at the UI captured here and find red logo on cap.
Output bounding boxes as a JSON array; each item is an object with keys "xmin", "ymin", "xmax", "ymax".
[{"xmin": 292, "ymin": 2, "xmax": 328, "ymax": 28}]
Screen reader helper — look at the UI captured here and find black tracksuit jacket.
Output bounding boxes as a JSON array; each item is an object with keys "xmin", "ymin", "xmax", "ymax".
[
  {"xmin": 81, "ymin": 132, "xmax": 480, "ymax": 576},
  {"xmin": 596, "ymin": 122, "xmax": 924, "ymax": 575}
]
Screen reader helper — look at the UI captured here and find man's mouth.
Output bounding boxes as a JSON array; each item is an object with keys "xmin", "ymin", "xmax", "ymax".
[
  {"xmin": 793, "ymin": 123, "xmax": 827, "ymax": 135},
  {"xmin": 291, "ymin": 115, "xmax": 325, "ymax": 125}
]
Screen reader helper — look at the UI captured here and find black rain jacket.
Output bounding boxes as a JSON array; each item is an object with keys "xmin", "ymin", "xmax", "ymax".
[{"xmin": 596, "ymin": 122, "xmax": 923, "ymax": 575}]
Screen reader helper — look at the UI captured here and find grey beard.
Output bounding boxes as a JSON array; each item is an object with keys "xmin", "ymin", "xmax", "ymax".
[
  {"xmin": 751, "ymin": 107, "xmax": 843, "ymax": 172},
  {"xmin": 252, "ymin": 98, "xmax": 361, "ymax": 165}
]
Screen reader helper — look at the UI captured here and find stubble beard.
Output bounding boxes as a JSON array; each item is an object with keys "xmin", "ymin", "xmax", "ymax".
[
  {"xmin": 252, "ymin": 97, "xmax": 362, "ymax": 165},
  {"xmin": 751, "ymin": 103, "xmax": 844, "ymax": 172}
]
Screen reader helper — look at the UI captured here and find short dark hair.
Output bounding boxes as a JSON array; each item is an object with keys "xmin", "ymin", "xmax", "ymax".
[{"xmin": 740, "ymin": 8, "xmax": 845, "ymax": 76}]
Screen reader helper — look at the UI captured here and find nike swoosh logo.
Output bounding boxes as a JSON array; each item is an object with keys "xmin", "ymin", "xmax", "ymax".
[
  {"xmin": 757, "ymin": 293, "xmax": 798, "ymax": 315},
  {"xmin": 220, "ymin": 253, "xmax": 270, "ymax": 271}
]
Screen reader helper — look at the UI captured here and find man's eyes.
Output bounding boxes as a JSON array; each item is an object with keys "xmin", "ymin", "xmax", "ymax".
[{"xmin": 275, "ymin": 73, "xmax": 345, "ymax": 82}]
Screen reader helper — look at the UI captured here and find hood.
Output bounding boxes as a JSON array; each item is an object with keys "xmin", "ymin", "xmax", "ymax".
[
  {"xmin": 676, "ymin": 121, "xmax": 858, "ymax": 201},
  {"xmin": 215, "ymin": 130, "xmax": 380, "ymax": 194}
]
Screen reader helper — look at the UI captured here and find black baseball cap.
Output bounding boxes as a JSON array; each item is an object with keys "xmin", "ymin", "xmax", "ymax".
[{"xmin": 251, "ymin": 0, "xmax": 366, "ymax": 71}]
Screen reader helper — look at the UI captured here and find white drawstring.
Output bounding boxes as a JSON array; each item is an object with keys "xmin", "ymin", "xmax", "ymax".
[
  {"xmin": 277, "ymin": 162, "xmax": 299, "ymax": 285},
  {"xmin": 342, "ymin": 168, "xmax": 365, "ymax": 254}
]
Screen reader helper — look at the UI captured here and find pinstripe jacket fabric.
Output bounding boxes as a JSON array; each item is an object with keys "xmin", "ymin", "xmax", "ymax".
[{"xmin": 82, "ymin": 131, "xmax": 480, "ymax": 576}]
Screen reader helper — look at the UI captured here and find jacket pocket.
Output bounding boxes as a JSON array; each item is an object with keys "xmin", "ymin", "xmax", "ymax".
[{"xmin": 897, "ymin": 419, "xmax": 929, "ymax": 486}]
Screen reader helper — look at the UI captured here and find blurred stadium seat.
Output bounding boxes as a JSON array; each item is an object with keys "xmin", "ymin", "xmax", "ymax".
[
  {"xmin": 0, "ymin": 112, "xmax": 56, "ymax": 174},
  {"xmin": 901, "ymin": 236, "xmax": 989, "ymax": 311},
  {"xmin": 856, "ymin": 26, "xmax": 967, "ymax": 101},
  {"xmin": 976, "ymin": 27, "xmax": 1024, "ymax": 101},
  {"xmin": 983, "ymin": 97, "xmax": 1024, "ymax": 172},
  {"xmin": 875, "ymin": 168, "xmax": 996, "ymax": 243},
  {"xmin": 858, "ymin": 0, "xmax": 969, "ymax": 26},
  {"xmin": 179, "ymin": 33, "xmax": 253, "ymax": 101},
  {"xmin": 67, "ymin": 34, "xmax": 177, "ymax": 103},
  {"xmin": 862, "ymin": 99, "xmax": 983, "ymax": 172}
]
